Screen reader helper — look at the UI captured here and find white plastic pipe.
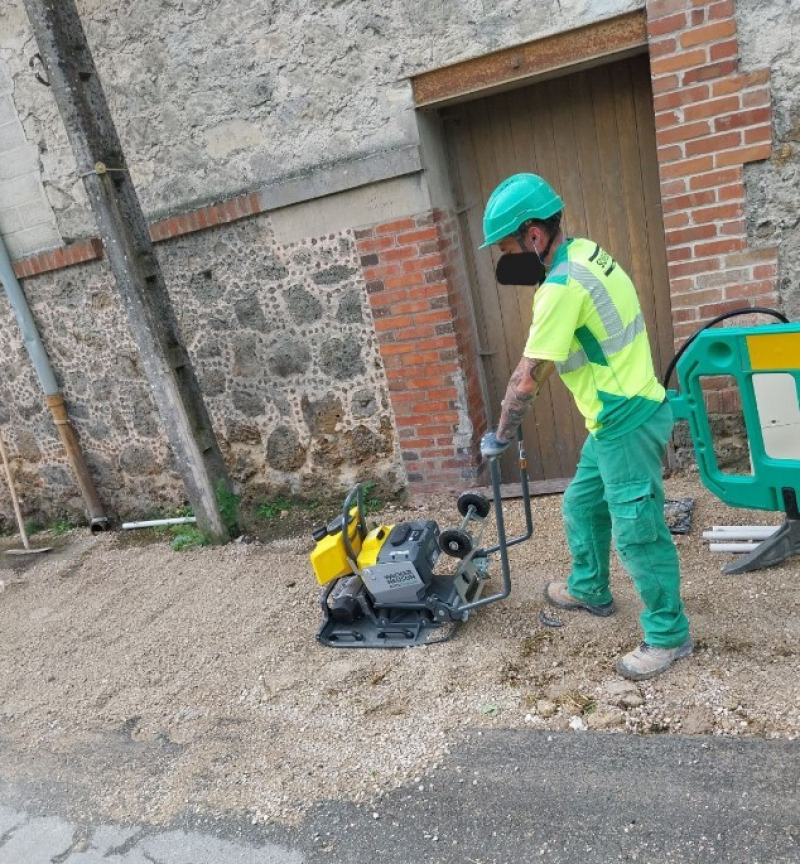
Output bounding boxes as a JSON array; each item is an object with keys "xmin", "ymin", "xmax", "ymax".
[
  {"xmin": 703, "ymin": 528, "xmax": 778, "ymax": 540},
  {"xmin": 709, "ymin": 542, "xmax": 760, "ymax": 553},
  {"xmin": 710, "ymin": 525, "xmax": 778, "ymax": 536},
  {"xmin": 121, "ymin": 517, "xmax": 197, "ymax": 530}
]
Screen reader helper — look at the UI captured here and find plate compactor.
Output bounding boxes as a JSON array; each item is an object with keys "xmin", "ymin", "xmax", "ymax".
[{"xmin": 309, "ymin": 430, "xmax": 533, "ymax": 647}]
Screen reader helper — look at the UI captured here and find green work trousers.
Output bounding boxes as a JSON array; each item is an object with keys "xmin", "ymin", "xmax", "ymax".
[{"xmin": 562, "ymin": 400, "xmax": 690, "ymax": 648}]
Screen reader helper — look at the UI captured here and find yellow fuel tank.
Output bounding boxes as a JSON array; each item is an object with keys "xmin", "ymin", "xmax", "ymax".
[
  {"xmin": 310, "ymin": 508, "xmax": 363, "ymax": 585},
  {"xmin": 356, "ymin": 524, "xmax": 394, "ymax": 569}
]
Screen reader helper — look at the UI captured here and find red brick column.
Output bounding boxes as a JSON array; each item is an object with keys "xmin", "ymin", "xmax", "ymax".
[
  {"xmin": 646, "ymin": 0, "xmax": 779, "ymax": 354},
  {"xmin": 355, "ymin": 210, "xmax": 488, "ymax": 493}
]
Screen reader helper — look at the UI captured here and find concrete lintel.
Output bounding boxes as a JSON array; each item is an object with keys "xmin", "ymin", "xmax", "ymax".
[
  {"xmin": 269, "ymin": 173, "xmax": 430, "ymax": 246},
  {"xmin": 256, "ymin": 144, "xmax": 423, "ymax": 215}
]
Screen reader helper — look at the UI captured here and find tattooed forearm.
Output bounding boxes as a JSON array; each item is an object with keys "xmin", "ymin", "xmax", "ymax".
[{"xmin": 496, "ymin": 357, "xmax": 555, "ymax": 442}]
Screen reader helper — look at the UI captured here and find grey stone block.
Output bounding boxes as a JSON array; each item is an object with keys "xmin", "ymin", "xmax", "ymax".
[
  {"xmin": 266, "ymin": 426, "xmax": 305, "ymax": 472},
  {"xmin": 0, "ymin": 119, "xmax": 27, "ymax": 154},
  {"xmin": 0, "ymin": 95, "xmax": 17, "ymax": 127},
  {"xmin": 320, "ymin": 337, "xmax": 366, "ymax": 379},
  {"xmin": 256, "ymin": 144, "xmax": 422, "ymax": 214},
  {"xmin": 267, "ymin": 336, "xmax": 311, "ymax": 377},
  {"xmin": 0, "ymin": 206, "xmax": 22, "ymax": 234},
  {"xmin": 0, "ymin": 172, "xmax": 43, "ymax": 207},
  {"xmin": 0, "ymin": 144, "xmax": 39, "ymax": 181},
  {"xmin": 18, "ymin": 199, "xmax": 57, "ymax": 229},
  {"xmin": 0, "ymin": 60, "xmax": 12, "ymax": 95},
  {"xmin": 286, "ymin": 284, "xmax": 322, "ymax": 323},
  {"xmin": 2, "ymin": 223, "xmax": 62, "ymax": 258}
]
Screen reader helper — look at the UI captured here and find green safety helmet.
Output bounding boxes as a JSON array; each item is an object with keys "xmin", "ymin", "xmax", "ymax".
[{"xmin": 480, "ymin": 173, "xmax": 564, "ymax": 248}]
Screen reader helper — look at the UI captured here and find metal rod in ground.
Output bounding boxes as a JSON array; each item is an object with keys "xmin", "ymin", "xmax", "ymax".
[{"xmin": 0, "ymin": 429, "xmax": 31, "ymax": 550}]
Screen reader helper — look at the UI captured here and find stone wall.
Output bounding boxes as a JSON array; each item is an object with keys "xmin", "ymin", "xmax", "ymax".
[
  {"xmin": 1, "ymin": 0, "xmax": 798, "ymax": 522},
  {"xmin": 736, "ymin": 0, "xmax": 800, "ymax": 320},
  {"xmin": 0, "ymin": 0, "xmax": 641, "ymax": 255},
  {"xmin": 0, "ymin": 213, "xmax": 403, "ymax": 525}
]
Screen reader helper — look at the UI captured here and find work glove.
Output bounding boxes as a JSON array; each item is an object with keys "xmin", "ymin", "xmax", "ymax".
[{"xmin": 480, "ymin": 430, "xmax": 511, "ymax": 458}]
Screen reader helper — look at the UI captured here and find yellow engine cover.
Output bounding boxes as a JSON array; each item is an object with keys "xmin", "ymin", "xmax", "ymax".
[
  {"xmin": 356, "ymin": 524, "xmax": 394, "ymax": 569},
  {"xmin": 310, "ymin": 507, "xmax": 363, "ymax": 586}
]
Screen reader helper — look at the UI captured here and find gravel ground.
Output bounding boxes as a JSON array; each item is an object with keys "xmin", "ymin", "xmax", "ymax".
[{"xmin": 0, "ymin": 472, "xmax": 797, "ymax": 827}]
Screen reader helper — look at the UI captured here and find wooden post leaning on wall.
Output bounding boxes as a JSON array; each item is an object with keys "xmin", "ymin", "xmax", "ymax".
[{"xmin": 22, "ymin": 0, "xmax": 236, "ymax": 542}]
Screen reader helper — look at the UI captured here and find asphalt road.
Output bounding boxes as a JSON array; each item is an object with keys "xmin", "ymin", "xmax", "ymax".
[{"xmin": 0, "ymin": 730, "xmax": 797, "ymax": 863}]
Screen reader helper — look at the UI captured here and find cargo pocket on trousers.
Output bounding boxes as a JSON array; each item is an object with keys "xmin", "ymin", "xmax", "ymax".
[{"xmin": 605, "ymin": 480, "xmax": 658, "ymax": 547}]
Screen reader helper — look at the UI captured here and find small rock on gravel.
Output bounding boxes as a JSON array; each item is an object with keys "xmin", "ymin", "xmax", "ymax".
[
  {"xmin": 536, "ymin": 699, "xmax": 558, "ymax": 718},
  {"xmin": 681, "ymin": 707, "xmax": 715, "ymax": 735},
  {"xmin": 586, "ymin": 707, "xmax": 625, "ymax": 729},
  {"xmin": 605, "ymin": 680, "xmax": 645, "ymax": 708}
]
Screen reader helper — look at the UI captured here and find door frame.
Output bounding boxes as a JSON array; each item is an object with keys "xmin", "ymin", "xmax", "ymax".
[{"xmin": 409, "ymin": 10, "xmax": 669, "ymax": 486}]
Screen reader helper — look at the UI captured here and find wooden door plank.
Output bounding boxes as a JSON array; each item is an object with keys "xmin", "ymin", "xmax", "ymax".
[
  {"xmin": 568, "ymin": 71, "xmax": 612, "ymax": 249},
  {"xmin": 631, "ymin": 56, "xmax": 675, "ymax": 376},
  {"xmin": 589, "ymin": 63, "xmax": 634, "ymax": 279},
  {"xmin": 443, "ymin": 111, "xmax": 491, "ymax": 350},
  {"xmin": 501, "ymin": 87, "xmax": 564, "ymax": 479},
  {"xmin": 464, "ymin": 100, "xmax": 507, "ymax": 377},
  {"xmin": 489, "ymin": 94, "xmax": 536, "ymax": 374},
  {"xmin": 445, "ymin": 105, "xmax": 517, "ymax": 454},
  {"xmin": 610, "ymin": 59, "xmax": 661, "ymax": 369},
  {"xmin": 521, "ymin": 78, "xmax": 585, "ymax": 477},
  {"xmin": 484, "ymin": 93, "xmax": 550, "ymax": 479},
  {"xmin": 542, "ymin": 74, "xmax": 594, "ymax": 471},
  {"xmin": 545, "ymin": 76, "xmax": 589, "ymax": 239},
  {"xmin": 442, "ymin": 107, "xmax": 499, "ymax": 410}
]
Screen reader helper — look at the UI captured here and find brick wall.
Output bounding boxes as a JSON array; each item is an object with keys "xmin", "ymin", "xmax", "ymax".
[
  {"xmin": 355, "ymin": 210, "xmax": 487, "ymax": 493},
  {"xmin": 436, "ymin": 211, "xmax": 489, "ymax": 454},
  {"xmin": 646, "ymin": 0, "xmax": 780, "ymax": 350}
]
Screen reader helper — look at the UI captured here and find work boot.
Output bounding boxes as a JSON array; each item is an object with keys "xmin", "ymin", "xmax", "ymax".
[
  {"xmin": 616, "ymin": 638, "xmax": 694, "ymax": 681},
  {"xmin": 543, "ymin": 581, "xmax": 616, "ymax": 617}
]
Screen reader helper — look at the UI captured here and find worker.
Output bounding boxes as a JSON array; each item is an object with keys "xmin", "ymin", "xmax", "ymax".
[{"xmin": 479, "ymin": 173, "xmax": 692, "ymax": 681}]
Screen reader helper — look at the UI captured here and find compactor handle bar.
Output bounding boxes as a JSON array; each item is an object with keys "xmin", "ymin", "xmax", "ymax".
[
  {"xmin": 341, "ymin": 484, "xmax": 368, "ymax": 576},
  {"xmin": 458, "ymin": 426, "xmax": 533, "ymax": 614},
  {"xmin": 477, "ymin": 426, "xmax": 533, "ymax": 557}
]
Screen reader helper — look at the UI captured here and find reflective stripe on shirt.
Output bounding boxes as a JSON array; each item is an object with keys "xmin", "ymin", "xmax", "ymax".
[{"xmin": 555, "ymin": 311, "xmax": 646, "ymax": 375}]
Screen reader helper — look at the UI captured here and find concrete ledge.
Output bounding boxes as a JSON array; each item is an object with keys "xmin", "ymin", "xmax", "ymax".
[
  {"xmin": 255, "ymin": 144, "xmax": 423, "ymax": 214},
  {"xmin": 9, "ymin": 145, "xmax": 426, "ymax": 276},
  {"xmin": 269, "ymin": 174, "xmax": 430, "ymax": 246}
]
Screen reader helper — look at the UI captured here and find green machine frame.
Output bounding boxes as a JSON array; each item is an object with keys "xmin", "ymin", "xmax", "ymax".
[{"xmin": 667, "ymin": 322, "xmax": 800, "ymax": 574}]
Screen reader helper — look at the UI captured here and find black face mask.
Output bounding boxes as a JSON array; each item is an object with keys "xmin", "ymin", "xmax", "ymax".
[{"xmin": 495, "ymin": 252, "xmax": 545, "ymax": 287}]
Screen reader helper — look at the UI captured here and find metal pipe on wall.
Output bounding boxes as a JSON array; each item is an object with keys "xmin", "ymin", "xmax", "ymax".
[{"xmin": 0, "ymin": 234, "xmax": 109, "ymax": 531}]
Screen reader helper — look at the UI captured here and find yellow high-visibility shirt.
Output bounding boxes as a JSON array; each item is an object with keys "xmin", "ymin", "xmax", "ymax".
[{"xmin": 524, "ymin": 238, "xmax": 665, "ymax": 439}]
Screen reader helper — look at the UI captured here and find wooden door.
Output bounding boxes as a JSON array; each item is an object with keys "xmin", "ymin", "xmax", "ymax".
[{"xmin": 443, "ymin": 54, "xmax": 673, "ymax": 482}]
